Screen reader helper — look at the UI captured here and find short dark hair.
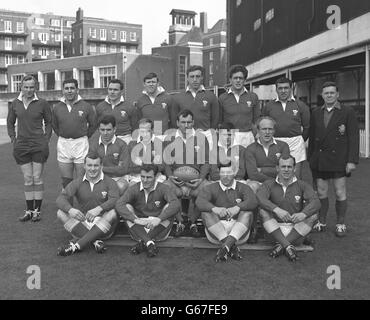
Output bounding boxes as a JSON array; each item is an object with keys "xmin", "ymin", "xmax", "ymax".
[
  {"xmin": 278, "ymin": 155, "xmax": 296, "ymax": 167},
  {"xmin": 256, "ymin": 116, "xmax": 276, "ymax": 130},
  {"xmin": 99, "ymin": 115, "xmax": 116, "ymax": 128},
  {"xmin": 141, "ymin": 164, "xmax": 158, "ymax": 176},
  {"xmin": 63, "ymin": 79, "xmax": 79, "ymax": 89},
  {"xmin": 143, "ymin": 72, "xmax": 159, "ymax": 83},
  {"xmin": 275, "ymin": 77, "xmax": 292, "ymax": 88},
  {"xmin": 109, "ymin": 79, "xmax": 124, "ymax": 90},
  {"xmin": 85, "ymin": 152, "xmax": 102, "ymax": 164},
  {"xmin": 186, "ymin": 65, "xmax": 204, "ymax": 76},
  {"xmin": 177, "ymin": 109, "xmax": 194, "ymax": 122},
  {"xmin": 322, "ymin": 81, "xmax": 338, "ymax": 92},
  {"xmin": 138, "ymin": 118, "xmax": 154, "ymax": 130},
  {"xmin": 21, "ymin": 75, "xmax": 38, "ymax": 87},
  {"xmin": 228, "ymin": 64, "xmax": 248, "ymax": 79},
  {"xmin": 218, "ymin": 161, "xmax": 233, "ymax": 170},
  {"xmin": 217, "ymin": 122, "xmax": 235, "ymax": 130}
]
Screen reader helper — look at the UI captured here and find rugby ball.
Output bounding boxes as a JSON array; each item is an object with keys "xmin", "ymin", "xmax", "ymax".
[{"xmin": 173, "ymin": 166, "xmax": 200, "ymax": 182}]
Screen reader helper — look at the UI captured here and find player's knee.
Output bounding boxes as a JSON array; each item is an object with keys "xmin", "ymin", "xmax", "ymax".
[
  {"xmin": 33, "ymin": 175, "xmax": 43, "ymax": 185},
  {"xmin": 259, "ymin": 209, "xmax": 272, "ymax": 222},
  {"xmin": 24, "ymin": 173, "xmax": 33, "ymax": 185},
  {"xmin": 103, "ymin": 209, "xmax": 118, "ymax": 225},
  {"xmin": 334, "ymin": 187, "xmax": 346, "ymax": 200},
  {"xmin": 238, "ymin": 211, "xmax": 253, "ymax": 224}
]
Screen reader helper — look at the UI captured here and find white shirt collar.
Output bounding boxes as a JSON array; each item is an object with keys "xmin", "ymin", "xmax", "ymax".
[
  {"xmin": 275, "ymin": 176, "xmax": 297, "ymax": 187},
  {"xmin": 257, "ymin": 138, "xmax": 278, "ymax": 147},
  {"xmin": 60, "ymin": 95, "xmax": 83, "ymax": 105},
  {"xmin": 143, "ymin": 86, "xmax": 165, "ymax": 97},
  {"xmin": 219, "ymin": 180, "xmax": 237, "ymax": 192},
  {"xmin": 99, "ymin": 135, "xmax": 117, "ymax": 146},
  {"xmin": 83, "ymin": 172, "xmax": 104, "ymax": 184},
  {"xmin": 227, "ymin": 87, "xmax": 248, "ymax": 95},
  {"xmin": 175, "ymin": 129, "xmax": 196, "ymax": 140},
  {"xmin": 105, "ymin": 95, "xmax": 125, "ymax": 105},
  {"xmin": 186, "ymin": 85, "xmax": 206, "ymax": 94},
  {"xmin": 139, "ymin": 181, "xmax": 159, "ymax": 192},
  {"xmin": 275, "ymin": 96, "xmax": 296, "ymax": 103},
  {"xmin": 17, "ymin": 92, "xmax": 39, "ymax": 102}
]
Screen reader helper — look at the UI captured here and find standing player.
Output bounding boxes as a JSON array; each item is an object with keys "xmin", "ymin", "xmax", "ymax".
[
  {"xmin": 219, "ymin": 65, "xmax": 260, "ymax": 148},
  {"xmin": 96, "ymin": 79, "xmax": 138, "ymax": 144},
  {"xmin": 257, "ymin": 156, "xmax": 320, "ymax": 262},
  {"xmin": 56, "ymin": 153, "xmax": 119, "ymax": 256},
  {"xmin": 89, "ymin": 115, "xmax": 129, "ymax": 195},
  {"xmin": 52, "ymin": 79, "xmax": 96, "ymax": 189},
  {"xmin": 262, "ymin": 77, "xmax": 310, "ymax": 178},
  {"xmin": 135, "ymin": 73, "xmax": 174, "ymax": 136},
  {"xmin": 7, "ymin": 75, "xmax": 52, "ymax": 222},
  {"xmin": 308, "ymin": 82, "xmax": 359, "ymax": 237},
  {"xmin": 172, "ymin": 65, "xmax": 219, "ymax": 148}
]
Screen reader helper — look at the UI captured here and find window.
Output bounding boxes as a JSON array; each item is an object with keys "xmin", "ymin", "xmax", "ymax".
[
  {"xmin": 32, "ymin": 49, "xmax": 35, "ymax": 55},
  {"xmin": 209, "ymin": 62, "xmax": 214, "ymax": 75},
  {"xmin": 55, "ymin": 33, "xmax": 61, "ymax": 42},
  {"xmin": 89, "ymin": 28, "xmax": 96, "ymax": 38},
  {"xmin": 110, "ymin": 45, "xmax": 117, "ymax": 53},
  {"xmin": 100, "ymin": 29, "xmax": 107, "ymax": 40},
  {"xmin": 39, "ymin": 48, "xmax": 48, "ymax": 58},
  {"xmin": 254, "ymin": 18, "xmax": 261, "ymax": 31},
  {"xmin": 5, "ymin": 38, "xmax": 12, "ymax": 50},
  {"xmin": 265, "ymin": 8, "xmax": 275, "ymax": 23},
  {"xmin": 90, "ymin": 43, "xmax": 96, "ymax": 53},
  {"xmin": 79, "ymin": 29, "xmax": 82, "ymax": 38},
  {"xmin": 100, "ymin": 44, "xmax": 106, "ymax": 53},
  {"xmin": 99, "ymin": 66, "xmax": 116, "ymax": 88},
  {"xmin": 4, "ymin": 21, "xmax": 12, "ymax": 32},
  {"xmin": 35, "ymin": 18, "xmax": 45, "ymax": 26},
  {"xmin": 209, "ymin": 52, "xmax": 214, "ymax": 61},
  {"xmin": 209, "ymin": 38, "xmax": 214, "ymax": 46},
  {"xmin": 120, "ymin": 46, "xmax": 126, "ymax": 53},
  {"xmin": 39, "ymin": 33, "xmax": 49, "ymax": 43},
  {"xmin": 18, "ymin": 55, "xmax": 25, "ymax": 64},
  {"xmin": 178, "ymin": 55, "xmax": 187, "ymax": 90},
  {"xmin": 5, "ymin": 55, "xmax": 13, "ymax": 66},
  {"xmin": 31, "ymin": 32, "xmax": 35, "ymax": 40},
  {"xmin": 209, "ymin": 75, "xmax": 214, "ymax": 87},
  {"xmin": 130, "ymin": 32, "xmax": 137, "ymax": 41},
  {"xmin": 17, "ymin": 38, "xmax": 25, "ymax": 45},
  {"xmin": 16, "ymin": 22, "xmax": 24, "ymax": 33},
  {"xmin": 66, "ymin": 21, "xmax": 74, "ymax": 28},
  {"xmin": 120, "ymin": 31, "xmax": 127, "ymax": 42},
  {"xmin": 80, "ymin": 69, "xmax": 94, "ymax": 88},
  {"xmin": 50, "ymin": 49, "xmax": 56, "ymax": 57},
  {"xmin": 12, "ymin": 74, "xmax": 23, "ymax": 92},
  {"xmin": 129, "ymin": 47, "xmax": 136, "ymax": 53},
  {"xmin": 50, "ymin": 19, "xmax": 60, "ymax": 27},
  {"xmin": 111, "ymin": 30, "xmax": 117, "ymax": 40},
  {"xmin": 80, "ymin": 44, "xmax": 83, "ymax": 54}
]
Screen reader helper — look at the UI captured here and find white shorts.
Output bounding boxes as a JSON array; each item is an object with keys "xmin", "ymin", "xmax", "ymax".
[
  {"xmin": 57, "ymin": 136, "xmax": 89, "ymax": 164},
  {"xmin": 275, "ymin": 135, "xmax": 306, "ymax": 163},
  {"xmin": 117, "ymin": 134, "xmax": 132, "ymax": 145},
  {"xmin": 205, "ymin": 219, "xmax": 250, "ymax": 245},
  {"xmin": 234, "ymin": 131, "xmax": 255, "ymax": 148}
]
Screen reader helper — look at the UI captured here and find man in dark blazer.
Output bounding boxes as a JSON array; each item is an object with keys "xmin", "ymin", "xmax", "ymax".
[{"xmin": 308, "ymin": 82, "xmax": 359, "ymax": 237}]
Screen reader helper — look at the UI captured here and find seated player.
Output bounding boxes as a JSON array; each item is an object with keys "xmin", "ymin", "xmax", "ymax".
[
  {"xmin": 115, "ymin": 165, "xmax": 181, "ymax": 258},
  {"xmin": 256, "ymin": 155, "xmax": 320, "ymax": 262},
  {"xmin": 196, "ymin": 162, "xmax": 258, "ymax": 262},
  {"xmin": 89, "ymin": 115, "xmax": 129, "ymax": 195},
  {"xmin": 163, "ymin": 109, "xmax": 210, "ymax": 238},
  {"xmin": 56, "ymin": 153, "xmax": 119, "ymax": 256},
  {"xmin": 245, "ymin": 116, "xmax": 290, "ymax": 190},
  {"xmin": 124, "ymin": 118, "xmax": 166, "ymax": 186},
  {"xmin": 209, "ymin": 122, "xmax": 246, "ymax": 182}
]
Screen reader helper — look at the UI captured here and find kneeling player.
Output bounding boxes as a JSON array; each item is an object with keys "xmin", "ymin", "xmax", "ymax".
[
  {"xmin": 56, "ymin": 153, "xmax": 119, "ymax": 256},
  {"xmin": 116, "ymin": 165, "xmax": 181, "ymax": 258},
  {"xmin": 196, "ymin": 163, "xmax": 258, "ymax": 262},
  {"xmin": 256, "ymin": 156, "xmax": 320, "ymax": 262}
]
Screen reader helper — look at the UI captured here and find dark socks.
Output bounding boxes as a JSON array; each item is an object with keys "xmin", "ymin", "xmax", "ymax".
[
  {"xmin": 270, "ymin": 229, "xmax": 290, "ymax": 248},
  {"xmin": 336, "ymin": 200, "xmax": 347, "ymax": 225},
  {"xmin": 34, "ymin": 200, "xmax": 42, "ymax": 211},
  {"xmin": 26, "ymin": 200, "xmax": 34, "ymax": 211},
  {"xmin": 319, "ymin": 198, "xmax": 329, "ymax": 224}
]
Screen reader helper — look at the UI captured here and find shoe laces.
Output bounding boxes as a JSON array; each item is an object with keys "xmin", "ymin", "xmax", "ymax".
[
  {"xmin": 93, "ymin": 240, "xmax": 104, "ymax": 249},
  {"xmin": 336, "ymin": 224, "xmax": 346, "ymax": 232},
  {"xmin": 314, "ymin": 221, "xmax": 326, "ymax": 230},
  {"xmin": 65, "ymin": 242, "xmax": 78, "ymax": 253},
  {"xmin": 285, "ymin": 245, "xmax": 296, "ymax": 256}
]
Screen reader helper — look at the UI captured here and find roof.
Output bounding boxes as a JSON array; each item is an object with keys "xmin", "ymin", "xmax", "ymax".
[
  {"xmin": 170, "ymin": 9, "xmax": 197, "ymax": 16},
  {"xmin": 177, "ymin": 26, "xmax": 203, "ymax": 44},
  {"xmin": 206, "ymin": 19, "xmax": 227, "ymax": 34}
]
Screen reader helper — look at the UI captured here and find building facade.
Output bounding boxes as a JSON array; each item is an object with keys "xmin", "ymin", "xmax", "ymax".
[{"xmin": 71, "ymin": 8, "xmax": 142, "ymax": 57}]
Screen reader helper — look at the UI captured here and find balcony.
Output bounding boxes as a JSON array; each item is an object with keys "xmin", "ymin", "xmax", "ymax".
[
  {"xmin": 0, "ymin": 30, "xmax": 28, "ymax": 37},
  {"xmin": 0, "ymin": 48, "xmax": 28, "ymax": 54},
  {"xmin": 87, "ymin": 36, "xmax": 139, "ymax": 46}
]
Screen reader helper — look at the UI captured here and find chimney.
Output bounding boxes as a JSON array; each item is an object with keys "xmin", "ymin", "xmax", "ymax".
[
  {"xmin": 76, "ymin": 8, "xmax": 84, "ymax": 21},
  {"xmin": 200, "ymin": 12, "xmax": 208, "ymax": 33}
]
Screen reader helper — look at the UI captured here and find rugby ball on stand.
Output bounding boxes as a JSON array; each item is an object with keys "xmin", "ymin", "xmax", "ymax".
[{"xmin": 173, "ymin": 166, "xmax": 200, "ymax": 182}]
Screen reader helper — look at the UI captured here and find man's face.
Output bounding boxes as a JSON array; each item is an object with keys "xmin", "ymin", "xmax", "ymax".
[
  {"xmin": 21, "ymin": 79, "xmax": 36, "ymax": 99},
  {"xmin": 322, "ymin": 86, "xmax": 339, "ymax": 105},
  {"xmin": 219, "ymin": 166, "xmax": 235, "ymax": 187},
  {"xmin": 107, "ymin": 83, "xmax": 122, "ymax": 102},
  {"xmin": 84, "ymin": 157, "xmax": 102, "ymax": 180},
  {"xmin": 230, "ymin": 72, "xmax": 246, "ymax": 91},
  {"xmin": 218, "ymin": 129, "xmax": 233, "ymax": 147},
  {"xmin": 99, "ymin": 123, "xmax": 116, "ymax": 144},
  {"xmin": 63, "ymin": 82, "xmax": 78, "ymax": 102},
  {"xmin": 277, "ymin": 158, "xmax": 295, "ymax": 181},
  {"xmin": 187, "ymin": 70, "xmax": 203, "ymax": 91},
  {"xmin": 140, "ymin": 170, "xmax": 156, "ymax": 190},
  {"xmin": 139, "ymin": 122, "xmax": 152, "ymax": 143},
  {"xmin": 258, "ymin": 119, "xmax": 275, "ymax": 144},
  {"xmin": 177, "ymin": 115, "xmax": 194, "ymax": 135},
  {"xmin": 276, "ymin": 82, "xmax": 292, "ymax": 102},
  {"xmin": 144, "ymin": 77, "xmax": 159, "ymax": 95}
]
